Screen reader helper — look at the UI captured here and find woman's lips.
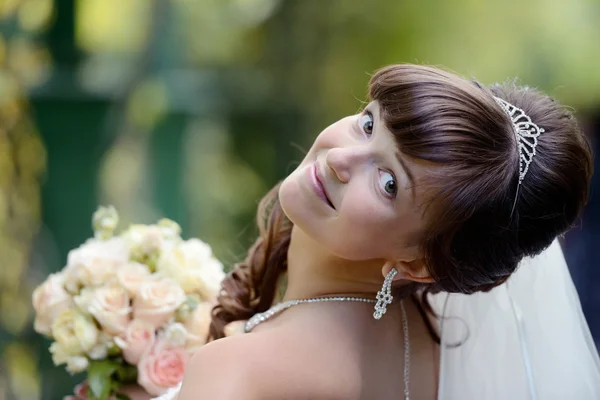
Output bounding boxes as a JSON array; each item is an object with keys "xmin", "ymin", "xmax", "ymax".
[{"xmin": 309, "ymin": 162, "xmax": 335, "ymax": 209}]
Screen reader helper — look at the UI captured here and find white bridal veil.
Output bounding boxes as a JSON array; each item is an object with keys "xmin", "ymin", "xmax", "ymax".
[{"xmin": 431, "ymin": 239, "xmax": 600, "ymax": 399}]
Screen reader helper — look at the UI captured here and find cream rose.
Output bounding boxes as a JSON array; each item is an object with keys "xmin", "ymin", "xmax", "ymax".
[
  {"xmin": 87, "ymin": 331, "xmax": 116, "ymax": 360},
  {"xmin": 163, "ymin": 322, "xmax": 189, "ymax": 347},
  {"xmin": 32, "ymin": 273, "xmax": 74, "ymax": 335},
  {"xmin": 63, "ymin": 237, "xmax": 130, "ymax": 291},
  {"xmin": 125, "ymin": 224, "xmax": 180, "ymax": 256},
  {"xmin": 73, "ymin": 287, "xmax": 95, "ymax": 312},
  {"xmin": 66, "ymin": 356, "xmax": 89, "ymax": 374},
  {"xmin": 50, "ymin": 342, "xmax": 90, "ymax": 374},
  {"xmin": 92, "ymin": 205, "xmax": 119, "ymax": 240},
  {"xmin": 116, "ymin": 262, "xmax": 151, "ymax": 296},
  {"xmin": 52, "ymin": 309, "xmax": 99, "ymax": 355},
  {"xmin": 134, "ymin": 277, "xmax": 185, "ymax": 328},
  {"xmin": 114, "ymin": 319, "xmax": 156, "ymax": 365},
  {"xmin": 157, "ymin": 239, "xmax": 225, "ymax": 298},
  {"xmin": 183, "ymin": 302, "xmax": 213, "ymax": 349},
  {"xmin": 88, "ymin": 285, "xmax": 131, "ymax": 335},
  {"xmin": 137, "ymin": 339, "xmax": 190, "ymax": 396}
]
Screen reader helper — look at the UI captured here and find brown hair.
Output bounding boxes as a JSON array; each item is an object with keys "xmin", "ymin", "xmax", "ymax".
[{"xmin": 209, "ymin": 64, "xmax": 593, "ymax": 340}]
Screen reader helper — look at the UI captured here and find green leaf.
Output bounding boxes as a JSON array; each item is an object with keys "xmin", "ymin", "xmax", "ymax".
[
  {"xmin": 115, "ymin": 394, "xmax": 131, "ymax": 400},
  {"xmin": 88, "ymin": 360, "xmax": 119, "ymax": 400},
  {"xmin": 115, "ymin": 364, "xmax": 138, "ymax": 383}
]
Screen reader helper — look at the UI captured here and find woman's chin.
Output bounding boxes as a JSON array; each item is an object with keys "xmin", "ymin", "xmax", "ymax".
[{"xmin": 279, "ymin": 174, "xmax": 312, "ymax": 222}]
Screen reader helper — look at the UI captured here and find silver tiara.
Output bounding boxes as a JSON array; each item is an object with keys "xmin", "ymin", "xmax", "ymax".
[{"xmin": 493, "ymin": 96, "xmax": 545, "ymax": 184}]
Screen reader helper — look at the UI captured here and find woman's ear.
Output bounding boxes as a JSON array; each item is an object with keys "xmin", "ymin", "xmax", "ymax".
[{"xmin": 381, "ymin": 259, "xmax": 434, "ymax": 284}]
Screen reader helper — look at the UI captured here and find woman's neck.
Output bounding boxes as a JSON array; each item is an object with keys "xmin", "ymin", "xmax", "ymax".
[{"xmin": 283, "ymin": 226, "xmax": 386, "ymax": 302}]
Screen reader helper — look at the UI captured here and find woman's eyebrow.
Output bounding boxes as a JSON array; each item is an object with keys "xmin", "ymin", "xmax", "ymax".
[{"xmin": 372, "ymin": 104, "xmax": 416, "ymax": 199}]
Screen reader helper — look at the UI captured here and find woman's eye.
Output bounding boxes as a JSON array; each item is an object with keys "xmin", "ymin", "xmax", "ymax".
[
  {"xmin": 379, "ymin": 171, "xmax": 397, "ymax": 197},
  {"xmin": 359, "ymin": 113, "xmax": 374, "ymax": 136}
]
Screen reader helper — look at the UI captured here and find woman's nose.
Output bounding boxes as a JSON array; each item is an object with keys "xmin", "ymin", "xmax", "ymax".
[{"xmin": 325, "ymin": 147, "xmax": 368, "ymax": 183}]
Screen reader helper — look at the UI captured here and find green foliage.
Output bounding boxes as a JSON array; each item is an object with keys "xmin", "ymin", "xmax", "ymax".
[
  {"xmin": 87, "ymin": 359, "xmax": 137, "ymax": 400},
  {"xmin": 88, "ymin": 360, "xmax": 118, "ymax": 400}
]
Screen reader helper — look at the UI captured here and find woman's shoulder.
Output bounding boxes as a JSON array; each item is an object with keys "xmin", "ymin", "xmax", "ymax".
[
  {"xmin": 176, "ymin": 333, "xmax": 275, "ymax": 399},
  {"xmin": 177, "ymin": 330, "xmax": 353, "ymax": 400}
]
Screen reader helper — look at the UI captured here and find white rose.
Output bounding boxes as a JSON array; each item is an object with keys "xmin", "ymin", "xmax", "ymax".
[
  {"xmin": 163, "ymin": 322, "xmax": 189, "ymax": 347},
  {"xmin": 32, "ymin": 273, "xmax": 74, "ymax": 335},
  {"xmin": 87, "ymin": 331, "xmax": 115, "ymax": 360},
  {"xmin": 157, "ymin": 239, "xmax": 225, "ymax": 299},
  {"xmin": 92, "ymin": 205, "xmax": 119, "ymax": 240},
  {"xmin": 157, "ymin": 218, "xmax": 181, "ymax": 237},
  {"xmin": 52, "ymin": 309, "xmax": 99, "ymax": 355},
  {"xmin": 49, "ymin": 341, "xmax": 69, "ymax": 364},
  {"xmin": 125, "ymin": 224, "xmax": 180, "ymax": 257},
  {"xmin": 182, "ymin": 302, "xmax": 213, "ymax": 350},
  {"xmin": 116, "ymin": 262, "xmax": 151, "ymax": 296},
  {"xmin": 73, "ymin": 287, "xmax": 95, "ymax": 312},
  {"xmin": 133, "ymin": 277, "xmax": 185, "ymax": 328},
  {"xmin": 63, "ymin": 237, "xmax": 130, "ymax": 291},
  {"xmin": 88, "ymin": 285, "xmax": 131, "ymax": 335},
  {"xmin": 50, "ymin": 342, "xmax": 89, "ymax": 374},
  {"xmin": 67, "ymin": 356, "xmax": 89, "ymax": 374}
]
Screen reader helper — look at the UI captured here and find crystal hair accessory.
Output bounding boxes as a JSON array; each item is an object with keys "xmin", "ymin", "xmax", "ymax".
[{"xmin": 493, "ymin": 96, "xmax": 545, "ymax": 185}]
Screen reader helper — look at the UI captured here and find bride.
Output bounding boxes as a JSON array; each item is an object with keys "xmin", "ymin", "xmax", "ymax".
[{"xmin": 165, "ymin": 64, "xmax": 600, "ymax": 399}]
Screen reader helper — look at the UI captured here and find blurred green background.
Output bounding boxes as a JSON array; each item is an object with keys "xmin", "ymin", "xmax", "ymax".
[{"xmin": 0, "ymin": 0, "xmax": 599, "ymax": 398}]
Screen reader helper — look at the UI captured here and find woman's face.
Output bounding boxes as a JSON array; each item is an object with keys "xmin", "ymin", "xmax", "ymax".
[{"xmin": 279, "ymin": 101, "xmax": 429, "ymax": 262}]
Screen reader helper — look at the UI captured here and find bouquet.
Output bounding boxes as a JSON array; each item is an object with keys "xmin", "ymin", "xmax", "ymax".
[{"xmin": 31, "ymin": 206, "xmax": 226, "ymax": 399}]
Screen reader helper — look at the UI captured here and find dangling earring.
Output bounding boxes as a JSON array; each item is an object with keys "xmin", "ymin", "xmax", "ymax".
[{"xmin": 373, "ymin": 268, "xmax": 398, "ymax": 320}]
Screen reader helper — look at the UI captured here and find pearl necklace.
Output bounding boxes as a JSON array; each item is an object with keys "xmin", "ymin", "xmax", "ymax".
[{"xmin": 244, "ymin": 296, "xmax": 411, "ymax": 400}]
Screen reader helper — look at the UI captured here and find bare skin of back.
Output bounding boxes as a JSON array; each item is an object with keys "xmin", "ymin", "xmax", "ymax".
[{"xmin": 178, "ymin": 298, "xmax": 439, "ymax": 400}]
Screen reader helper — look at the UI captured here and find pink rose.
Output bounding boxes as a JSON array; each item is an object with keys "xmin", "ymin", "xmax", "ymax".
[
  {"xmin": 116, "ymin": 262, "xmax": 151, "ymax": 296},
  {"xmin": 64, "ymin": 382, "xmax": 134, "ymax": 400},
  {"xmin": 114, "ymin": 319, "xmax": 156, "ymax": 365},
  {"xmin": 32, "ymin": 273, "xmax": 74, "ymax": 335},
  {"xmin": 137, "ymin": 339, "xmax": 190, "ymax": 396},
  {"xmin": 63, "ymin": 381, "xmax": 91, "ymax": 400},
  {"xmin": 133, "ymin": 278, "xmax": 185, "ymax": 328},
  {"xmin": 88, "ymin": 285, "xmax": 131, "ymax": 335}
]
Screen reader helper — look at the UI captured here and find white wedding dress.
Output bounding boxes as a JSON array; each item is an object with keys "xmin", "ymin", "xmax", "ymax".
[{"xmin": 154, "ymin": 239, "xmax": 600, "ymax": 400}]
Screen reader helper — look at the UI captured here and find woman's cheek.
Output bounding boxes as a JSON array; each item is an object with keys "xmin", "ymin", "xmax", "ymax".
[{"xmin": 341, "ymin": 190, "xmax": 383, "ymax": 226}]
